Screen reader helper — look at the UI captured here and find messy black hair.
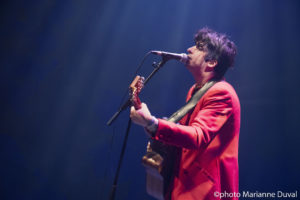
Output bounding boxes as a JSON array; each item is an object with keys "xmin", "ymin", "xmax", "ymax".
[{"xmin": 194, "ymin": 27, "xmax": 237, "ymax": 78}]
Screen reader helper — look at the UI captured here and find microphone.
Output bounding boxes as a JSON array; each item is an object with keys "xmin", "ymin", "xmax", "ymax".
[{"xmin": 151, "ymin": 50, "xmax": 189, "ymax": 64}]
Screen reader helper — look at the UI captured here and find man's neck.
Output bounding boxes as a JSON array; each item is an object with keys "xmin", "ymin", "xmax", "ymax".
[{"xmin": 195, "ymin": 74, "xmax": 215, "ymax": 88}]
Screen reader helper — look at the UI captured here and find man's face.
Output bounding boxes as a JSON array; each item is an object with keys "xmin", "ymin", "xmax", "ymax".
[{"xmin": 186, "ymin": 45, "xmax": 208, "ymax": 73}]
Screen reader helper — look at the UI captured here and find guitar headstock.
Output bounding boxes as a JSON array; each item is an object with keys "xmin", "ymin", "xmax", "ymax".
[{"xmin": 129, "ymin": 75, "xmax": 145, "ymax": 110}]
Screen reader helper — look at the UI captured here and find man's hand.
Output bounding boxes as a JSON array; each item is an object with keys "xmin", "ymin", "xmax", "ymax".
[{"xmin": 130, "ymin": 103, "xmax": 153, "ymax": 127}]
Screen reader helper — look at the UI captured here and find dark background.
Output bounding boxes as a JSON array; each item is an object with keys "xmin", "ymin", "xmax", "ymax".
[{"xmin": 1, "ymin": 0, "xmax": 300, "ymax": 199}]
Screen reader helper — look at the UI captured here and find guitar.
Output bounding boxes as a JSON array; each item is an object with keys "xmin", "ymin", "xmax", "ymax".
[{"xmin": 129, "ymin": 75, "xmax": 178, "ymax": 200}]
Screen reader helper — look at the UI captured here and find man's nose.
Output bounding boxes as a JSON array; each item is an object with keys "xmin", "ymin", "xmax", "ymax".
[{"xmin": 187, "ymin": 46, "xmax": 195, "ymax": 54}]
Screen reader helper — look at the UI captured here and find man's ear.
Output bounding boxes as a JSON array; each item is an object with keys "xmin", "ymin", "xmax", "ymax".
[{"xmin": 207, "ymin": 60, "xmax": 218, "ymax": 68}]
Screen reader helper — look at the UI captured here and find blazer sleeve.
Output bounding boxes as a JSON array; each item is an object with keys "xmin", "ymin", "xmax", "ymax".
[{"xmin": 153, "ymin": 86, "xmax": 233, "ymax": 149}]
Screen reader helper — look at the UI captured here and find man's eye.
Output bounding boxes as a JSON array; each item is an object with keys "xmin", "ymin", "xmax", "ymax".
[
  {"xmin": 197, "ymin": 45, "xmax": 204, "ymax": 50},
  {"xmin": 196, "ymin": 42, "xmax": 205, "ymax": 50}
]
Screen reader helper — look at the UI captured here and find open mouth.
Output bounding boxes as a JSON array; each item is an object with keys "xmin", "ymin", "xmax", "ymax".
[{"xmin": 186, "ymin": 55, "xmax": 192, "ymax": 63}]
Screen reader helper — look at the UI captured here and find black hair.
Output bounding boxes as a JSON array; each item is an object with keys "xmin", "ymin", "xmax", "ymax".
[{"xmin": 194, "ymin": 27, "xmax": 237, "ymax": 78}]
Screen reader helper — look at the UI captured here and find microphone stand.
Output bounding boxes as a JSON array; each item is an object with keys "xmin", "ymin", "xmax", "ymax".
[
  {"xmin": 106, "ymin": 57, "xmax": 168, "ymax": 126},
  {"xmin": 107, "ymin": 57, "xmax": 169, "ymax": 200}
]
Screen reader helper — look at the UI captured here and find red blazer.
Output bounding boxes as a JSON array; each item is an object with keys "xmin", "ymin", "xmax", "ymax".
[{"xmin": 153, "ymin": 81, "xmax": 240, "ymax": 200}]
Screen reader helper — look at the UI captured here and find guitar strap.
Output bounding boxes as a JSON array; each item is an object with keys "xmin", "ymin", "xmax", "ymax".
[
  {"xmin": 167, "ymin": 80, "xmax": 217, "ymax": 123},
  {"xmin": 142, "ymin": 80, "xmax": 218, "ymax": 200}
]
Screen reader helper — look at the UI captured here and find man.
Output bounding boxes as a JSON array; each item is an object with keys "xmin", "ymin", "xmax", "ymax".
[{"xmin": 130, "ymin": 27, "xmax": 240, "ymax": 200}]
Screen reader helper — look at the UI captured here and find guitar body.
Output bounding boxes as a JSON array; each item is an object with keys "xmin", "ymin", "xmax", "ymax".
[{"xmin": 142, "ymin": 140, "xmax": 179, "ymax": 200}]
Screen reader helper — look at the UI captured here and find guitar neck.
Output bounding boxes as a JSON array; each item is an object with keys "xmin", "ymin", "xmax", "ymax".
[
  {"xmin": 133, "ymin": 98, "xmax": 142, "ymax": 110},
  {"xmin": 129, "ymin": 75, "xmax": 144, "ymax": 110}
]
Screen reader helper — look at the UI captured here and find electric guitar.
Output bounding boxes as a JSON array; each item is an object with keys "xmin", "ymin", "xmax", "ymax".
[{"xmin": 129, "ymin": 75, "xmax": 178, "ymax": 200}]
